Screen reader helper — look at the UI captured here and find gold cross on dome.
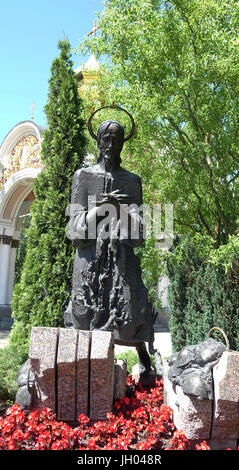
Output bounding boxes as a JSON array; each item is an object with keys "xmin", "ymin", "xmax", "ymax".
[
  {"xmin": 87, "ymin": 19, "xmax": 99, "ymax": 38},
  {"xmin": 31, "ymin": 100, "xmax": 35, "ymax": 121}
]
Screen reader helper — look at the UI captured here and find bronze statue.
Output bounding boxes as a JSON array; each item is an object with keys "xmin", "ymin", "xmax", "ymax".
[{"xmin": 65, "ymin": 106, "xmax": 156, "ymax": 381}]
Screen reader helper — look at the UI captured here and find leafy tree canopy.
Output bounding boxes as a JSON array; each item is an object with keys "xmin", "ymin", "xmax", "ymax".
[{"xmin": 79, "ymin": 0, "xmax": 239, "ymax": 249}]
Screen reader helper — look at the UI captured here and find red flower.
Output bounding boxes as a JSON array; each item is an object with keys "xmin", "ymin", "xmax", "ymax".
[
  {"xmin": 78, "ymin": 414, "xmax": 90, "ymax": 426},
  {"xmin": 130, "ymin": 397, "xmax": 137, "ymax": 407},
  {"xmin": 0, "ymin": 375, "xmax": 227, "ymax": 451},
  {"xmin": 123, "ymin": 397, "xmax": 130, "ymax": 405},
  {"xmin": 51, "ymin": 440, "xmax": 66, "ymax": 450},
  {"xmin": 195, "ymin": 440, "xmax": 211, "ymax": 450}
]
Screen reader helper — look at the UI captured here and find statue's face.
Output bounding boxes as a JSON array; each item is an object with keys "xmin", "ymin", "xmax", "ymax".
[{"xmin": 98, "ymin": 124, "xmax": 123, "ymax": 163}]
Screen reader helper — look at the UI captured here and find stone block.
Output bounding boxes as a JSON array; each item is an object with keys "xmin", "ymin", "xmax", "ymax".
[
  {"xmin": 114, "ymin": 359, "xmax": 127, "ymax": 400},
  {"xmin": 212, "ymin": 351, "xmax": 239, "ymax": 439},
  {"xmin": 172, "ymin": 385, "xmax": 212, "ymax": 440},
  {"xmin": 26, "ymin": 327, "xmax": 125, "ymax": 422},
  {"xmin": 163, "ymin": 360, "xmax": 212, "ymax": 440},
  {"xmin": 57, "ymin": 328, "xmax": 78, "ymax": 421},
  {"xmin": 90, "ymin": 330, "xmax": 114, "ymax": 421},
  {"xmin": 29, "ymin": 327, "xmax": 59, "ymax": 413},
  {"xmin": 76, "ymin": 330, "xmax": 91, "ymax": 419},
  {"xmin": 207, "ymin": 439, "xmax": 238, "ymax": 450},
  {"xmin": 164, "ymin": 347, "xmax": 239, "ymax": 444}
]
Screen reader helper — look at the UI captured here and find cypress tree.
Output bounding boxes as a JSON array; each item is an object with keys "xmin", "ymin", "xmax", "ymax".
[
  {"xmin": 168, "ymin": 237, "xmax": 239, "ymax": 353},
  {"xmin": 167, "ymin": 262, "xmax": 187, "ymax": 353},
  {"xmin": 10, "ymin": 39, "xmax": 86, "ymax": 355},
  {"xmin": 168, "ymin": 238, "xmax": 205, "ymax": 352}
]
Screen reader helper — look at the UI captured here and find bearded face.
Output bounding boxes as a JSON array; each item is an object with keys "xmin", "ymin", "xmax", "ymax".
[{"xmin": 97, "ymin": 121, "xmax": 124, "ymax": 168}]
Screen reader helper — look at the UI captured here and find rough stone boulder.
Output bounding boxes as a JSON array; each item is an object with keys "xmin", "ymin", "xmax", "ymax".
[{"xmin": 164, "ymin": 339, "xmax": 239, "ymax": 450}]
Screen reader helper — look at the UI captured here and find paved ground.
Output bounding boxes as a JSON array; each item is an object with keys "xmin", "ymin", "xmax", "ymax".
[
  {"xmin": 0, "ymin": 330, "xmax": 172, "ymax": 359},
  {"xmin": 0, "ymin": 331, "xmax": 10, "ymax": 350},
  {"xmin": 114, "ymin": 332, "xmax": 172, "ymax": 359}
]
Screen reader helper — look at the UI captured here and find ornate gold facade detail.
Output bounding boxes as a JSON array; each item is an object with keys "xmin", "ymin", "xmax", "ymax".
[{"xmin": 0, "ymin": 135, "xmax": 43, "ymax": 192}]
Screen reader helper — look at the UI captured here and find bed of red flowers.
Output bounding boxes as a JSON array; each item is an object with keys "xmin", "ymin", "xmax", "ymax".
[{"xmin": 0, "ymin": 375, "xmax": 220, "ymax": 451}]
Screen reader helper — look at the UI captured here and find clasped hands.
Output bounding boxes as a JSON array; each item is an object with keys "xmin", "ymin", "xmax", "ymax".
[
  {"xmin": 99, "ymin": 189, "xmax": 132, "ymax": 208},
  {"xmin": 86, "ymin": 190, "xmax": 132, "ymax": 225}
]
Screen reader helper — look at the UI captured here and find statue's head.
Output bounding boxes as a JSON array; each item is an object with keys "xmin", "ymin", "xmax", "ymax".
[{"xmin": 97, "ymin": 120, "xmax": 124, "ymax": 167}]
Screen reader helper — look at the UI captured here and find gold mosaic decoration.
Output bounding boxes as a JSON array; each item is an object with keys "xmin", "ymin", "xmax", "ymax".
[{"xmin": 0, "ymin": 135, "xmax": 43, "ymax": 192}]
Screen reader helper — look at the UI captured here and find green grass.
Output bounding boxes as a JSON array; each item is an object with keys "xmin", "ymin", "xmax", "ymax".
[{"xmin": 115, "ymin": 350, "xmax": 156, "ymax": 375}]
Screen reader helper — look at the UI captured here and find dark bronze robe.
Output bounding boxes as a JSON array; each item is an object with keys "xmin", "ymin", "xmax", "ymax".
[{"xmin": 66, "ymin": 164, "xmax": 154, "ymax": 345}]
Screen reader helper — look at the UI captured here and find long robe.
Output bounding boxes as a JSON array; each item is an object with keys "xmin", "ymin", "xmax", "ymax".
[{"xmin": 66, "ymin": 164, "xmax": 154, "ymax": 345}]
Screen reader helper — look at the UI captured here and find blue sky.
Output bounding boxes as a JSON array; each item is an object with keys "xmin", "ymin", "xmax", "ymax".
[{"xmin": 0, "ymin": 0, "xmax": 104, "ymax": 145}]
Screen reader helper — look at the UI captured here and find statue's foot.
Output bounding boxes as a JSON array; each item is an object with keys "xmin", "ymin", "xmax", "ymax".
[
  {"xmin": 139, "ymin": 370, "xmax": 156, "ymax": 387},
  {"xmin": 135, "ymin": 342, "xmax": 156, "ymax": 387}
]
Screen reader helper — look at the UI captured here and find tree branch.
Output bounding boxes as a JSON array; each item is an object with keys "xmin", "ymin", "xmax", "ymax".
[
  {"xmin": 227, "ymin": 148, "xmax": 239, "ymax": 164},
  {"xmin": 183, "ymin": 92, "xmax": 205, "ymax": 140},
  {"xmin": 173, "ymin": 1, "xmax": 198, "ymax": 56},
  {"xmin": 173, "ymin": 217, "xmax": 204, "ymax": 234},
  {"xmin": 227, "ymin": 170, "xmax": 239, "ymax": 185},
  {"xmin": 166, "ymin": 116, "xmax": 195, "ymax": 146}
]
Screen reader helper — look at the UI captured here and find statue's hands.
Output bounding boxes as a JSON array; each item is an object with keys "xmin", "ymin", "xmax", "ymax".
[{"xmin": 99, "ymin": 190, "xmax": 133, "ymax": 206}]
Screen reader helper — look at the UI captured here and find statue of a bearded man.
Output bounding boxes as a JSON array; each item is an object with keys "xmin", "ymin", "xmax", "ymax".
[{"xmin": 65, "ymin": 119, "xmax": 156, "ymax": 380}]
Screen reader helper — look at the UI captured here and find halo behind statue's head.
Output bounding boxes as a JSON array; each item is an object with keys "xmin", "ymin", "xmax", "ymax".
[{"xmin": 87, "ymin": 104, "xmax": 136, "ymax": 142}]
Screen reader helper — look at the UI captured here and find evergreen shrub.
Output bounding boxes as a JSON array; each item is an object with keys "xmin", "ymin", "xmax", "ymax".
[
  {"xmin": 168, "ymin": 236, "xmax": 239, "ymax": 353},
  {"xmin": 0, "ymin": 346, "xmax": 27, "ymax": 404}
]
